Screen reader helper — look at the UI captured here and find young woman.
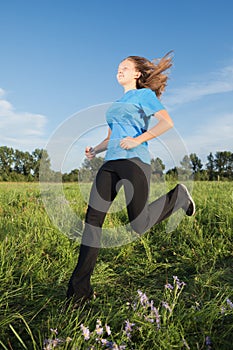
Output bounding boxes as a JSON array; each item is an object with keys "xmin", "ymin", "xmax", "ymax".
[{"xmin": 66, "ymin": 52, "xmax": 195, "ymax": 306}]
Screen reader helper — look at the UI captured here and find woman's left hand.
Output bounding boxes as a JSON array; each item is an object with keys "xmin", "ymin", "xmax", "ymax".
[{"xmin": 120, "ymin": 136, "xmax": 140, "ymax": 150}]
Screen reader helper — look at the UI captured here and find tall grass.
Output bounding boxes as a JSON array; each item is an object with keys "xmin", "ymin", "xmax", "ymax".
[{"xmin": 0, "ymin": 181, "xmax": 232, "ymax": 349}]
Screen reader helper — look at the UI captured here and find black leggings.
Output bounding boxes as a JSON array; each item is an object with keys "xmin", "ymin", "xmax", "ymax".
[{"xmin": 67, "ymin": 158, "xmax": 187, "ymax": 300}]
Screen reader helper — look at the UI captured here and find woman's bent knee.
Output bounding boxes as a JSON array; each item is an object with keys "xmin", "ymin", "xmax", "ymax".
[{"xmin": 130, "ymin": 221, "xmax": 147, "ymax": 235}]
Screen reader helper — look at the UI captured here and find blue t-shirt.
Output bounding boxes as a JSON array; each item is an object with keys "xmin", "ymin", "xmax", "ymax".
[{"xmin": 105, "ymin": 88, "xmax": 165, "ymax": 164}]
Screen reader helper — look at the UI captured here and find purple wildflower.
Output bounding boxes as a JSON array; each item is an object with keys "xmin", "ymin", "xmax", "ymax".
[
  {"xmin": 43, "ymin": 338, "xmax": 64, "ymax": 350},
  {"xmin": 162, "ymin": 301, "xmax": 172, "ymax": 313},
  {"xmin": 206, "ymin": 336, "xmax": 212, "ymax": 346},
  {"xmin": 49, "ymin": 328, "xmax": 58, "ymax": 335},
  {"xmin": 80, "ymin": 324, "xmax": 90, "ymax": 341},
  {"xmin": 43, "ymin": 339, "xmax": 53, "ymax": 350},
  {"xmin": 132, "ymin": 301, "xmax": 137, "ymax": 311},
  {"xmin": 105, "ymin": 324, "xmax": 111, "ymax": 336},
  {"xmin": 144, "ymin": 315, "xmax": 154, "ymax": 323},
  {"xmin": 124, "ymin": 320, "xmax": 135, "ymax": 338},
  {"xmin": 95, "ymin": 319, "xmax": 103, "ymax": 336},
  {"xmin": 221, "ymin": 306, "xmax": 226, "ymax": 314},
  {"xmin": 145, "ymin": 300, "xmax": 160, "ymax": 329},
  {"xmin": 104, "ymin": 341, "xmax": 126, "ymax": 349},
  {"xmin": 101, "ymin": 338, "xmax": 108, "ymax": 346},
  {"xmin": 226, "ymin": 298, "xmax": 233, "ymax": 309},
  {"xmin": 165, "ymin": 283, "xmax": 174, "ymax": 290},
  {"xmin": 137, "ymin": 290, "xmax": 149, "ymax": 307},
  {"xmin": 173, "ymin": 275, "xmax": 186, "ymax": 289},
  {"xmin": 153, "ymin": 306, "xmax": 161, "ymax": 330}
]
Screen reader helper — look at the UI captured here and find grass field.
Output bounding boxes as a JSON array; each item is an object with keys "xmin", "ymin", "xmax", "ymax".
[{"xmin": 0, "ymin": 181, "xmax": 232, "ymax": 349}]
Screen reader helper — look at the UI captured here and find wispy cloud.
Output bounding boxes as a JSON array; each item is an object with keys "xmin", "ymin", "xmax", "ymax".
[
  {"xmin": 164, "ymin": 64, "xmax": 233, "ymax": 109},
  {"xmin": 0, "ymin": 88, "xmax": 48, "ymax": 150},
  {"xmin": 183, "ymin": 112, "xmax": 233, "ymax": 161},
  {"xmin": 161, "ymin": 62, "xmax": 233, "ymax": 163},
  {"xmin": 0, "ymin": 88, "xmax": 5, "ymax": 98}
]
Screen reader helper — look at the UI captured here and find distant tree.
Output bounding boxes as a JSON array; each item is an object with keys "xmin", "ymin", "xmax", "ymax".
[
  {"xmin": 13, "ymin": 149, "xmax": 34, "ymax": 181},
  {"xmin": 180, "ymin": 155, "xmax": 192, "ymax": 179},
  {"xmin": 36, "ymin": 149, "xmax": 51, "ymax": 181},
  {"xmin": 228, "ymin": 153, "xmax": 233, "ymax": 180},
  {"xmin": 189, "ymin": 153, "xmax": 203, "ymax": 180},
  {"xmin": 78, "ymin": 168, "xmax": 93, "ymax": 182},
  {"xmin": 0, "ymin": 146, "xmax": 14, "ymax": 177},
  {"xmin": 166, "ymin": 167, "xmax": 178, "ymax": 181},
  {"xmin": 49, "ymin": 170, "xmax": 63, "ymax": 182},
  {"xmin": 151, "ymin": 157, "xmax": 165, "ymax": 178},
  {"xmin": 79, "ymin": 156, "xmax": 104, "ymax": 181},
  {"xmin": 63, "ymin": 169, "xmax": 79, "ymax": 182},
  {"xmin": 23, "ymin": 151, "xmax": 34, "ymax": 176},
  {"xmin": 180, "ymin": 155, "xmax": 191, "ymax": 171},
  {"xmin": 14, "ymin": 149, "xmax": 25, "ymax": 174},
  {"xmin": 206, "ymin": 152, "xmax": 215, "ymax": 181},
  {"xmin": 214, "ymin": 151, "xmax": 233, "ymax": 180},
  {"xmin": 190, "ymin": 153, "xmax": 203, "ymax": 173}
]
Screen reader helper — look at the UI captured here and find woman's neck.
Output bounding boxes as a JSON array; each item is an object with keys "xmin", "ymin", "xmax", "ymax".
[{"xmin": 123, "ymin": 82, "xmax": 137, "ymax": 93}]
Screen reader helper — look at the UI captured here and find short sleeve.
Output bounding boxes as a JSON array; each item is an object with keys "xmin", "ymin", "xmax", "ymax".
[{"xmin": 139, "ymin": 89, "xmax": 165, "ymax": 116}]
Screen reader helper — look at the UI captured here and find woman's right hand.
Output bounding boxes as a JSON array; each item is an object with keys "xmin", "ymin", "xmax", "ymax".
[{"xmin": 85, "ymin": 146, "xmax": 96, "ymax": 160}]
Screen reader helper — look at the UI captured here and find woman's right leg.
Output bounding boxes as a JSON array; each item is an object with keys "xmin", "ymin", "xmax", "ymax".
[
  {"xmin": 118, "ymin": 159, "xmax": 194, "ymax": 234},
  {"xmin": 67, "ymin": 162, "xmax": 120, "ymax": 302},
  {"xmin": 129, "ymin": 181, "xmax": 194, "ymax": 233}
]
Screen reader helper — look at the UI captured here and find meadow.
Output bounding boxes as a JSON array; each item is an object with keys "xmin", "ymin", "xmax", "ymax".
[{"xmin": 0, "ymin": 181, "xmax": 232, "ymax": 349}]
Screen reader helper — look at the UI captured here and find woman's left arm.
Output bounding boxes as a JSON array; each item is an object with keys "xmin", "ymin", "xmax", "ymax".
[{"xmin": 120, "ymin": 110, "xmax": 174, "ymax": 149}]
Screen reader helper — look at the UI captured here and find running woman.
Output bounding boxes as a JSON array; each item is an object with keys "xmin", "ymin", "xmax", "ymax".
[{"xmin": 66, "ymin": 52, "xmax": 195, "ymax": 307}]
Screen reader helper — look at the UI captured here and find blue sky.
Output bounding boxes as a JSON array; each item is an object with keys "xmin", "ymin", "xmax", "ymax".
[{"xmin": 1, "ymin": 0, "xmax": 233, "ymax": 171}]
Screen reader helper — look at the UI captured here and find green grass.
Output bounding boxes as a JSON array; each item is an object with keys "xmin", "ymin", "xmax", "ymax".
[{"xmin": 0, "ymin": 181, "xmax": 232, "ymax": 349}]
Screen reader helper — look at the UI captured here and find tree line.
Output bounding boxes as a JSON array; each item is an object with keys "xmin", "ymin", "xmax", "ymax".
[
  {"xmin": 0, "ymin": 146, "xmax": 232, "ymax": 182},
  {"xmin": 0, "ymin": 146, "xmax": 46, "ymax": 182}
]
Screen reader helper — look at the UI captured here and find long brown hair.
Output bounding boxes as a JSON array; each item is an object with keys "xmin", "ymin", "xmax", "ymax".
[{"xmin": 126, "ymin": 51, "xmax": 173, "ymax": 98}]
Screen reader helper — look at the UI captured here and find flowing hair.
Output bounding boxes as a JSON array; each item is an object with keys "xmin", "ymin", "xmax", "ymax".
[{"xmin": 126, "ymin": 51, "xmax": 173, "ymax": 98}]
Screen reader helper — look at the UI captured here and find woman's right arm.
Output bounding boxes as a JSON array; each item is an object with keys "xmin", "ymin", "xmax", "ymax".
[{"xmin": 85, "ymin": 127, "xmax": 111, "ymax": 159}]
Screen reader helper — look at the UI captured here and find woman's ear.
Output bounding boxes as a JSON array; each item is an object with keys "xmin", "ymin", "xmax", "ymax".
[{"xmin": 135, "ymin": 71, "xmax": 141, "ymax": 79}]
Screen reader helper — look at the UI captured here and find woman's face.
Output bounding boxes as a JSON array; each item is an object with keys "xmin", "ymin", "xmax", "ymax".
[{"xmin": 117, "ymin": 59, "xmax": 140, "ymax": 87}]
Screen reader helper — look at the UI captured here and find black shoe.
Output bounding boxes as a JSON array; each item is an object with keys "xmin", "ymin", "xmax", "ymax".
[
  {"xmin": 64, "ymin": 292, "xmax": 97, "ymax": 311},
  {"xmin": 180, "ymin": 184, "xmax": 196, "ymax": 216}
]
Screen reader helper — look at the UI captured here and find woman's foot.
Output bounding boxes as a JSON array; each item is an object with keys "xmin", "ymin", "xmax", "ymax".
[
  {"xmin": 64, "ymin": 291, "xmax": 97, "ymax": 311},
  {"xmin": 179, "ymin": 184, "xmax": 196, "ymax": 216}
]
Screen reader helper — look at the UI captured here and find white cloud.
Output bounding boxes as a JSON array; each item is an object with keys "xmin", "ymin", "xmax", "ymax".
[
  {"xmin": 0, "ymin": 88, "xmax": 48, "ymax": 151},
  {"xmin": 160, "ymin": 62, "xmax": 233, "ymax": 165},
  {"xmin": 164, "ymin": 64, "xmax": 233, "ymax": 109}
]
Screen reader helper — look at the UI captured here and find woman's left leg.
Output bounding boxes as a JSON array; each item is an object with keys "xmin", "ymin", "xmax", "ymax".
[{"xmin": 67, "ymin": 162, "xmax": 120, "ymax": 302}]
